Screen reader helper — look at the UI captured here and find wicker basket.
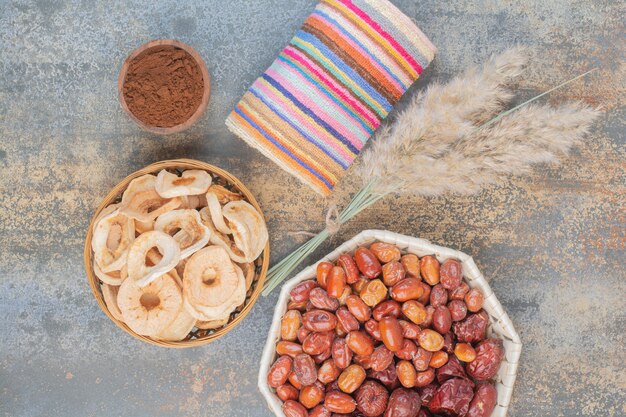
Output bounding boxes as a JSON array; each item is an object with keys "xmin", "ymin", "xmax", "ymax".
[
  {"xmin": 84, "ymin": 159, "xmax": 270, "ymax": 348},
  {"xmin": 259, "ymin": 230, "xmax": 521, "ymax": 417}
]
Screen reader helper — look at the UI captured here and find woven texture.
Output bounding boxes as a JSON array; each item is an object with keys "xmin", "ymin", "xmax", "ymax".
[
  {"xmin": 226, "ymin": 0, "xmax": 436, "ymax": 195},
  {"xmin": 259, "ymin": 230, "xmax": 521, "ymax": 417}
]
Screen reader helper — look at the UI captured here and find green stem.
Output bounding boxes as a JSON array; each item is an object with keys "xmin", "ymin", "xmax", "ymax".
[
  {"xmin": 478, "ymin": 67, "xmax": 597, "ymax": 130},
  {"xmin": 262, "ymin": 179, "xmax": 380, "ymax": 295},
  {"xmin": 262, "ymin": 179, "xmax": 396, "ymax": 295}
]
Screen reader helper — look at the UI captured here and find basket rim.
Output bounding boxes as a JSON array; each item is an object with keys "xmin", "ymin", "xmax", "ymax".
[
  {"xmin": 258, "ymin": 229, "xmax": 521, "ymax": 417},
  {"xmin": 84, "ymin": 158, "xmax": 270, "ymax": 348}
]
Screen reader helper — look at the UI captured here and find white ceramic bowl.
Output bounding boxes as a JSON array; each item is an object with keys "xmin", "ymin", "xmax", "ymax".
[{"xmin": 259, "ymin": 230, "xmax": 521, "ymax": 417}]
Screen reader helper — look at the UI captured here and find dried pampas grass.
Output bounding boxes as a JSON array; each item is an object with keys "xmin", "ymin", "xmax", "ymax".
[
  {"xmin": 362, "ymin": 47, "xmax": 529, "ymax": 176},
  {"xmin": 263, "ymin": 48, "xmax": 600, "ymax": 295},
  {"xmin": 368, "ymin": 101, "xmax": 600, "ymax": 196},
  {"xmin": 359, "ymin": 47, "xmax": 599, "ymax": 195}
]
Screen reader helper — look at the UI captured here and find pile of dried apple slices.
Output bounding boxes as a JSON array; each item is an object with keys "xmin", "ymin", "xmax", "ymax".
[{"xmin": 91, "ymin": 169, "xmax": 268, "ymax": 341}]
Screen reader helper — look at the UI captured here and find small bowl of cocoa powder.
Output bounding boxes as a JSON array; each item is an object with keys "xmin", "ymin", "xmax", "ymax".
[{"xmin": 118, "ymin": 39, "xmax": 210, "ymax": 134}]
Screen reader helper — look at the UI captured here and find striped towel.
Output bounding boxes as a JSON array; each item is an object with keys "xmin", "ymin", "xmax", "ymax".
[{"xmin": 226, "ymin": 0, "xmax": 436, "ymax": 195}]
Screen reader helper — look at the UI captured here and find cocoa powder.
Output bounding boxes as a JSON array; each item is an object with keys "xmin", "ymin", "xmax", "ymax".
[{"xmin": 122, "ymin": 45, "xmax": 204, "ymax": 128}]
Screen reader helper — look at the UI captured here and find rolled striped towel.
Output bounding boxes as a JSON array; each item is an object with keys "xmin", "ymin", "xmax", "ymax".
[{"xmin": 226, "ymin": 0, "xmax": 436, "ymax": 195}]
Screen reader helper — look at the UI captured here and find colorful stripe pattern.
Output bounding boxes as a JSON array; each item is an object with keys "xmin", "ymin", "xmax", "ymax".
[{"xmin": 226, "ymin": 0, "xmax": 436, "ymax": 195}]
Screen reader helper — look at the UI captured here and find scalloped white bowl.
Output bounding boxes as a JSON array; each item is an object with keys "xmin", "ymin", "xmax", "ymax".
[{"xmin": 259, "ymin": 230, "xmax": 521, "ymax": 417}]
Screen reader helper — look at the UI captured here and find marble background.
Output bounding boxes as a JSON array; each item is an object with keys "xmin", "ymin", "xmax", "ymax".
[{"xmin": 0, "ymin": 0, "xmax": 624, "ymax": 416}]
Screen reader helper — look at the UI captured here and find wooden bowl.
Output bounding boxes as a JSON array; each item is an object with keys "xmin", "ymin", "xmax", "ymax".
[
  {"xmin": 118, "ymin": 39, "xmax": 211, "ymax": 135},
  {"xmin": 84, "ymin": 159, "xmax": 269, "ymax": 348}
]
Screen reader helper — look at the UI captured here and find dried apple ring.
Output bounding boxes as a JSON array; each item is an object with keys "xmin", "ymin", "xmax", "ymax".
[
  {"xmin": 155, "ymin": 169, "xmax": 212, "ymax": 198},
  {"xmin": 183, "ymin": 295, "xmax": 206, "ymax": 320},
  {"xmin": 182, "ymin": 246, "xmax": 245, "ymax": 320},
  {"xmin": 93, "ymin": 203, "xmax": 120, "ymax": 228},
  {"xmin": 144, "ymin": 248, "xmax": 183, "ymax": 288},
  {"xmin": 102, "ymin": 283, "xmax": 124, "ymax": 322},
  {"xmin": 182, "ymin": 248, "xmax": 243, "ymax": 319},
  {"xmin": 154, "ymin": 209, "xmax": 210, "ymax": 259},
  {"xmin": 120, "ymin": 171, "xmax": 181, "ymax": 223},
  {"xmin": 207, "ymin": 184, "xmax": 244, "ymax": 204},
  {"xmin": 223, "ymin": 200, "xmax": 268, "ymax": 263},
  {"xmin": 155, "ymin": 305, "xmax": 196, "ymax": 341},
  {"xmin": 92, "ymin": 208, "xmax": 135, "ymax": 273},
  {"xmin": 120, "ymin": 189, "xmax": 182, "ymax": 223},
  {"xmin": 236, "ymin": 262, "xmax": 256, "ymax": 291},
  {"xmin": 183, "ymin": 271, "xmax": 244, "ymax": 322},
  {"xmin": 181, "ymin": 195, "xmax": 202, "ymax": 209},
  {"xmin": 205, "ymin": 191, "xmax": 232, "ymax": 234},
  {"xmin": 121, "ymin": 174, "xmax": 157, "ymax": 204},
  {"xmin": 195, "ymin": 315, "xmax": 230, "ymax": 330},
  {"xmin": 135, "ymin": 219, "xmax": 154, "ymax": 234},
  {"xmin": 117, "ymin": 274, "xmax": 183, "ymax": 336},
  {"xmin": 94, "ymin": 263, "xmax": 127, "ymax": 286},
  {"xmin": 199, "ymin": 207, "xmax": 250, "ymax": 263},
  {"xmin": 127, "ymin": 231, "xmax": 181, "ymax": 287}
]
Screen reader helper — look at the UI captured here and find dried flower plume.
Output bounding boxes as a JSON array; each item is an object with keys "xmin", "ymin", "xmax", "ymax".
[
  {"xmin": 359, "ymin": 47, "xmax": 599, "ymax": 196},
  {"xmin": 360, "ymin": 46, "xmax": 530, "ymax": 179}
]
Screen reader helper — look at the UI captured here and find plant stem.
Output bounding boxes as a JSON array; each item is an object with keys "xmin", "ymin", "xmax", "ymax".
[
  {"xmin": 262, "ymin": 179, "xmax": 382, "ymax": 295},
  {"xmin": 478, "ymin": 67, "xmax": 597, "ymax": 131}
]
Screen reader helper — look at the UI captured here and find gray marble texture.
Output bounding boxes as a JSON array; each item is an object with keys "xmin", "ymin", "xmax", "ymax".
[{"xmin": 0, "ymin": 0, "xmax": 624, "ymax": 416}]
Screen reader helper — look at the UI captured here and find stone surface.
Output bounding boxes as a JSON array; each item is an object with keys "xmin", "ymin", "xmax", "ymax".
[{"xmin": 0, "ymin": 0, "xmax": 624, "ymax": 416}]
